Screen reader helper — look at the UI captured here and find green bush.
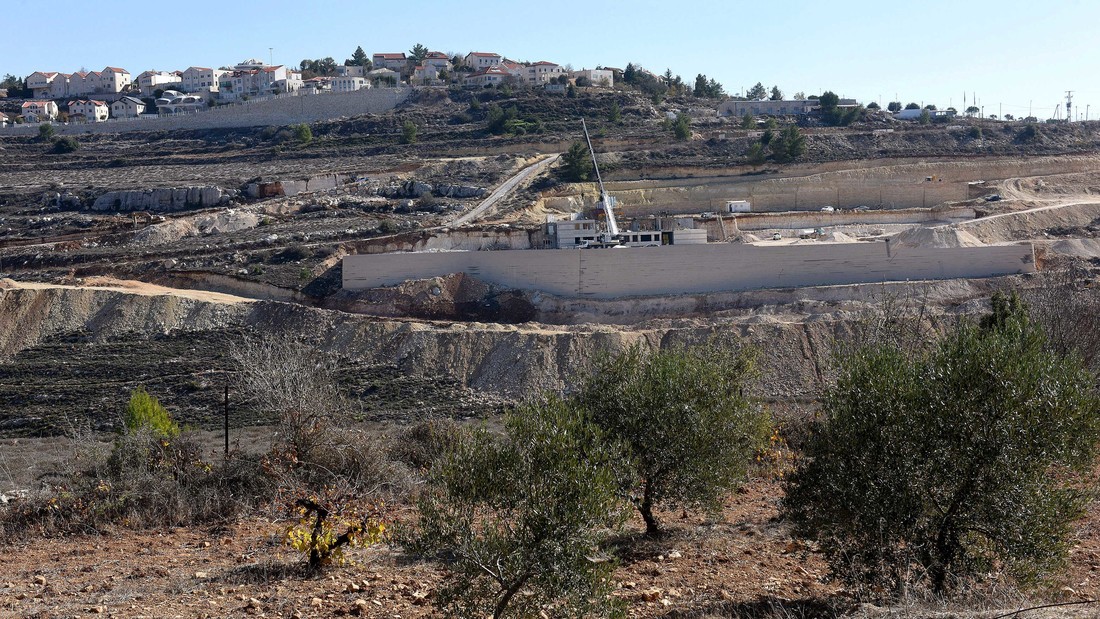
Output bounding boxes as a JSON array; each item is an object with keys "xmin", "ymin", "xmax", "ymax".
[
  {"xmin": 400, "ymin": 120, "xmax": 418, "ymax": 144},
  {"xmin": 124, "ymin": 387, "xmax": 179, "ymax": 439},
  {"xmin": 51, "ymin": 135, "xmax": 79, "ymax": 154},
  {"xmin": 672, "ymin": 113, "xmax": 692, "ymax": 140},
  {"xmin": 574, "ymin": 344, "xmax": 770, "ymax": 536},
  {"xmin": 38, "ymin": 123, "xmax": 55, "ymax": 141},
  {"xmin": 783, "ymin": 296, "xmax": 1100, "ymax": 594},
  {"xmin": 292, "ymin": 123, "xmax": 313, "ymax": 144},
  {"xmin": 559, "ymin": 141, "xmax": 594, "ymax": 182}
]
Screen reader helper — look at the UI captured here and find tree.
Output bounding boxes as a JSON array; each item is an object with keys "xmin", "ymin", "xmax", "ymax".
[
  {"xmin": 1, "ymin": 73, "xmax": 25, "ymax": 94},
  {"xmin": 38, "ymin": 122, "xmax": 56, "ymax": 142},
  {"xmin": 769, "ymin": 85, "xmax": 783, "ymax": 100},
  {"xmin": 784, "ymin": 297, "xmax": 1100, "ymax": 594},
  {"xmin": 623, "ymin": 63, "xmax": 637, "ymax": 84},
  {"xmin": 409, "ymin": 43, "xmax": 429, "ymax": 64},
  {"xmin": 672, "ymin": 112, "xmax": 692, "ymax": 140},
  {"xmin": 888, "ymin": 101, "xmax": 902, "ymax": 112},
  {"xmin": 400, "ymin": 120, "xmax": 418, "ymax": 144},
  {"xmin": 694, "ymin": 74, "xmax": 708, "ymax": 98},
  {"xmin": 818, "ymin": 91, "xmax": 840, "ymax": 111},
  {"xmin": 574, "ymin": 344, "xmax": 770, "ymax": 537},
  {"xmin": 793, "ymin": 91, "xmax": 806, "ymax": 100},
  {"xmin": 740, "ymin": 111, "xmax": 756, "ymax": 129},
  {"xmin": 560, "ymin": 141, "xmax": 594, "ymax": 182},
  {"xmin": 769, "ymin": 125, "xmax": 806, "ymax": 163},
  {"xmin": 919, "ymin": 109, "xmax": 931, "ymax": 125},
  {"xmin": 746, "ymin": 82, "xmax": 768, "ymax": 100},
  {"xmin": 966, "ymin": 105, "xmax": 981, "ymax": 116},
  {"xmin": 866, "ymin": 101, "xmax": 880, "ymax": 110},
  {"xmin": 345, "ymin": 45, "xmax": 370, "ymax": 68},
  {"xmin": 905, "ymin": 102, "xmax": 921, "ymax": 110},
  {"xmin": 410, "ymin": 398, "xmax": 625, "ymax": 618},
  {"xmin": 608, "ymin": 100, "xmax": 622, "ymax": 124},
  {"xmin": 292, "ymin": 123, "xmax": 313, "ymax": 144},
  {"xmin": 924, "ymin": 104, "xmax": 937, "ymax": 111},
  {"xmin": 745, "ymin": 142, "xmax": 767, "ymax": 168}
]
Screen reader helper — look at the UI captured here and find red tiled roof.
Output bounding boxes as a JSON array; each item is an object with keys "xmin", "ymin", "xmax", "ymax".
[
  {"xmin": 467, "ymin": 52, "xmax": 500, "ymax": 57},
  {"xmin": 103, "ymin": 66, "xmax": 127, "ymax": 73},
  {"xmin": 532, "ymin": 61, "xmax": 558, "ymax": 66},
  {"xmin": 469, "ymin": 66, "xmax": 509, "ymax": 77},
  {"xmin": 373, "ymin": 53, "xmax": 406, "ymax": 59},
  {"xmin": 425, "ymin": 52, "xmax": 449, "ymax": 59}
]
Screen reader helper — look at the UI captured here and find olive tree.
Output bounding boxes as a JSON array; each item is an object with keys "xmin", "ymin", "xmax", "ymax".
[
  {"xmin": 410, "ymin": 398, "xmax": 625, "ymax": 619},
  {"xmin": 574, "ymin": 344, "xmax": 770, "ymax": 537},
  {"xmin": 783, "ymin": 300, "xmax": 1100, "ymax": 594}
]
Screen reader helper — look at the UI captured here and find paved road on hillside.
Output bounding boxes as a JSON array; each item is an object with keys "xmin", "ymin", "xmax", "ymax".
[{"xmin": 452, "ymin": 154, "xmax": 560, "ymax": 227}]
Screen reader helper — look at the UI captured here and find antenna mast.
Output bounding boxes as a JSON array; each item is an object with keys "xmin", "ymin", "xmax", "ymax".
[{"xmin": 1065, "ymin": 91, "xmax": 1074, "ymax": 122}]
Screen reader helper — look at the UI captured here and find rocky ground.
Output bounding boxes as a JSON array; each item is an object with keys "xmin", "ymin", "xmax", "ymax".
[{"xmin": 4, "ymin": 87, "xmax": 1100, "ymax": 617}]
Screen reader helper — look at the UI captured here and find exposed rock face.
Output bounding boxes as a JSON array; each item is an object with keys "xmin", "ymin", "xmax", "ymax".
[
  {"xmin": 91, "ymin": 187, "xmax": 232, "ymax": 212},
  {"xmin": 435, "ymin": 184, "xmax": 487, "ymax": 199}
]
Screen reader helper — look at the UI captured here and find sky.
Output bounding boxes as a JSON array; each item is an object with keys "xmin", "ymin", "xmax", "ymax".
[{"xmin": 5, "ymin": 0, "xmax": 1099, "ymax": 120}]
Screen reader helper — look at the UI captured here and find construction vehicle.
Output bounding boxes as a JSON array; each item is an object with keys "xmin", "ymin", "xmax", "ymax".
[{"xmin": 580, "ymin": 118, "xmax": 624, "ymax": 248}]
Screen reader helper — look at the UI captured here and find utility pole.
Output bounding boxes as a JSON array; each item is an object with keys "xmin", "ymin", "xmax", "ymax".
[
  {"xmin": 1065, "ymin": 91, "xmax": 1074, "ymax": 123},
  {"xmin": 269, "ymin": 47, "xmax": 274, "ymax": 66}
]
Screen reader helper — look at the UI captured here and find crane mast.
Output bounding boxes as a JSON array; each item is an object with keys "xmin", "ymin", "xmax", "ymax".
[{"xmin": 582, "ymin": 119, "xmax": 620, "ymax": 241}]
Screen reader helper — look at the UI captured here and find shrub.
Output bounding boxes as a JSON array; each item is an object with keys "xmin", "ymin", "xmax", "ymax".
[
  {"xmin": 409, "ymin": 398, "xmax": 625, "ymax": 618},
  {"xmin": 388, "ymin": 418, "xmax": 462, "ymax": 471},
  {"xmin": 292, "ymin": 123, "xmax": 313, "ymax": 144},
  {"xmin": 1017, "ymin": 123, "xmax": 1042, "ymax": 143},
  {"xmin": 969, "ymin": 125, "xmax": 982, "ymax": 139},
  {"xmin": 672, "ymin": 112, "xmax": 692, "ymax": 140},
  {"xmin": 51, "ymin": 136, "xmax": 79, "ymax": 154},
  {"xmin": 124, "ymin": 387, "xmax": 179, "ymax": 439},
  {"xmin": 574, "ymin": 343, "xmax": 771, "ymax": 536},
  {"xmin": 38, "ymin": 123, "xmax": 55, "ymax": 141},
  {"xmin": 285, "ymin": 492, "xmax": 385, "ymax": 569},
  {"xmin": 783, "ymin": 296, "xmax": 1100, "ymax": 594},
  {"xmin": 559, "ymin": 141, "xmax": 594, "ymax": 182}
]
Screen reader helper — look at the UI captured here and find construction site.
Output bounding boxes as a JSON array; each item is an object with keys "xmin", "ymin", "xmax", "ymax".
[{"xmin": 3, "ymin": 85, "xmax": 1100, "ymax": 617}]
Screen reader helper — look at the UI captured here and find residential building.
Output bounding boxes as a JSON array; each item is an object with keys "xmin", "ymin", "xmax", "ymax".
[
  {"xmin": 526, "ymin": 61, "xmax": 563, "ymax": 85},
  {"xmin": 718, "ymin": 99, "xmax": 817, "ymax": 117},
  {"xmin": 20, "ymin": 100, "xmax": 59, "ymax": 123},
  {"xmin": 331, "ymin": 76, "xmax": 370, "ymax": 93},
  {"xmin": 464, "ymin": 65, "xmax": 510, "ymax": 87},
  {"xmin": 27, "ymin": 72, "xmax": 60, "ymax": 98},
  {"xmin": 111, "ymin": 96, "xmax": 146, "ymax": 118},
  {"xmin": 136, "ymin": 70, "xmax": 182, "ymax": 96},
  {"xmin": 68, "ymin": 99, "xmax": 109, "ymax": 122},
  {"xmin": 372, "ymin": 53, "xmax": 407, "ymax": 72},
  {"xmin": 570, "ymin": 68, "xmax": 613, "ymax": 87},
  {"xmin": 367, "ymin": 68, "xmax": 400, "ymax": 85},
  {"xmin": 181, "ymin": 67, "xmax": 226, "ymax": 95},
  {"xmin": 0, "ymin": 112, "xmax": 9, "ymax": 127},
  {"xmin": 219, "ymin": 63, "xmax": 297, "ymax": 99},
  {"xmin": 99, "ymin": 67, "xmax": 131, "ymax": 93},
  {"xmin": 422, "ymin": 51, "xmax": 451, "ymax": 73},
  {"xmin": 413, "ymin": 65, "xmax": 440, "ymax": 84},
  {"xmin": 464, "ymin": 52, "xmax": 502, "ymax": 70},
  {"xmin": 48, "ymin": 74, "xmax": 73, "ymax": 99},
  {"xmin": 337, "ymin": 65, "xmax": 366, "ymax": 78},
  {"xmin": 301, "ymin": 76, "xmax": 332, "ymax": 94}
]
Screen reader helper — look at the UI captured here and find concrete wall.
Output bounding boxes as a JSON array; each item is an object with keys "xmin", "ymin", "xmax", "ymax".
[
  {"xmin": 343, "ymin": 243, "xmax": 1035, "ymax": 299},
  {"xmin": 3, "ymin": 88, "xmax": 409, "ymax": 136},
  {"xmin": 712, "ymin": 207, "xmax": 977, "ymax": 234}
]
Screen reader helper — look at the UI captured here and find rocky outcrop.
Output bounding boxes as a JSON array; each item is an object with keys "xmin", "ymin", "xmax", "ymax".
[{"xmin": 91, "ymin": 186, "xmax": 233, "ymax": 212}]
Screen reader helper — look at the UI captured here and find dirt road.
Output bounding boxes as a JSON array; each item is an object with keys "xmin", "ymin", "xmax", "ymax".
[{"xmin": 453, "ymin": 154, "xmax": 560, "ymax": 227}]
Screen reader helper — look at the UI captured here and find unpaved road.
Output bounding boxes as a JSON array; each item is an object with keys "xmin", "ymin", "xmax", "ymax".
[
  {"xmin": 0, "ymin": 277, "xmax": 255, "ymax": 305},
  {"xmin": 453, "ymin": 154, "xmax": 560, "ymax": 227}
]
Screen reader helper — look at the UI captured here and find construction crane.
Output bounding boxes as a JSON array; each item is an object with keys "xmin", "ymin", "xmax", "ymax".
[{"xmin": 581, "ymin": 118, "xmax": 622, "ymax": 247}]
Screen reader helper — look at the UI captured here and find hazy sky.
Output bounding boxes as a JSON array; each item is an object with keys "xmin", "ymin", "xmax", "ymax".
[{"xmin": 6, "ymin": 0, "xmax": 1098, "ymax": 119}]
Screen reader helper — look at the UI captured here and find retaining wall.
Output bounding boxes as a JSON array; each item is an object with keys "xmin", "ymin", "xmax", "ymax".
[
  {"xmin": 2, "ymin": 88, "xmax": 409, "ymax": 135},
  {"xmin": 712, "ymin": 207, "xmax": 977, "ymax": 234},
  {"xmin": 343, "ymin": 243, "xmax": 1035, "ymax": 299}
]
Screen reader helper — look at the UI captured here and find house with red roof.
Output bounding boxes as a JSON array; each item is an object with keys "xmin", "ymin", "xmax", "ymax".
[
  {"xmin": 181, "ymin": 67, "xmax": 227, "ymax": 96},
  {"xmin": 372, "ymin": 53, "xmax": 407, "ymax": 72},
  {"xmin": 464, "ymin": 52, "xmax": 502, "ymax": 71},
  {"xmin": 27, "ymin": 72, "xmax": 59, "ymax": 98},
  {"xmin": 422, "ymin": 51, "xmax": 452, "ymax": 74},
  {"xmin": 464, "ymin": 65, "xmax": 510, "ymax": 87},
  {"xmin": 21, "ymin": 101, "xmax": 59, "ymax": 123},
  {"xmin": 68, "ymin": 100, "xmax": 109, "ymax": 122}
]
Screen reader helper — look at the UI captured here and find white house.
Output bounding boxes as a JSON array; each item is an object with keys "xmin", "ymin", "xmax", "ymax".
[
  {"xmin": 337, "ymin": 65, "xmax": 366, "ymax": 78},
  {"xmin": 99, "ymin": 67, "xmax": 131, "ymax": 93},
  {"xmin": 526, "ymin": 61, "xmax": 564, "ymax": 85},
  {"xmin": 68, "ymin": 99, "xmax": 109, "ymax": 122},
  {"xmin": 422, "ymin": 51, "xmax": 451, "ymax": 73},
  {"xmin": 0, "ymin": 112, "xmax": 9, "ymax": 127},
  {"xmin": 181, "ymin": 67, "xmax": 226, "ymax": 95},
  {"xmin": 27, "ymin": 72, "xmax": 60, "ymax": 98},
  {"xmin": 413, "ymin": 65, "xmax": 441, "ymax": 84},
  {"xmin": 220, "ymin": 64, "xmax": 293, "ymax": 99},
  {"xmin": 372, "ymin": 53, "xmax": 407, "ymax": 72},
  {"xmin": 21, "ymin": 100, "xmax": 59, "ymax": 123},
  {"xmin": 331, "ymin": 76, "xmax": 370, "ymax": 93},
  {"xmin": 111, "ymin": 96, "xmax": 146, "ymax": 118},
  {"xmin": 464, "ymin": 65, "xmax": 509, "ymax": 87},
  {"xmin": 570, "ymin": 68, "xmax": 613, "ymax": 87},
  {"xmin": 136, "ymin": 70, "xmax": 182, "ymax": 96},
  {"xmin": 464, "ymin": 52, "xmax": 502, "ymax": 70}
]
